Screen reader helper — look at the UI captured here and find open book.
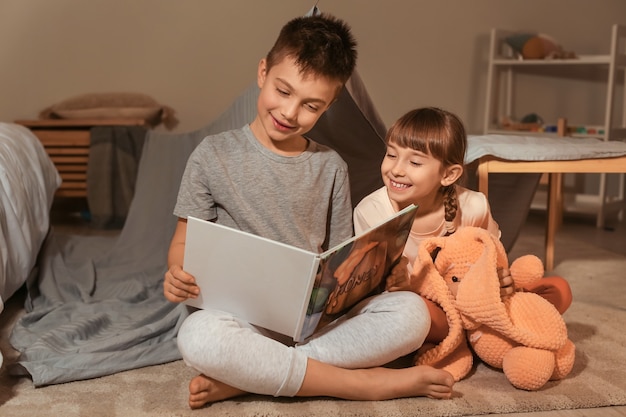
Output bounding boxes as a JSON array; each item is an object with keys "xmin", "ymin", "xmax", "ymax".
[{"xmin": 183, "ymin": 204, "xmax": 417, "ymax": 341}]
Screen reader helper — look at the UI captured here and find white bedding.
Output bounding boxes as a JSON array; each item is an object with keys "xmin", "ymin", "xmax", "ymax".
[{"xmin": 0, "ymin": 123, "xmax": 60, "ymax": 315}]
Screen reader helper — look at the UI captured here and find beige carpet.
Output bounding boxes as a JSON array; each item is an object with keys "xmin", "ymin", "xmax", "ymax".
[{"xmin": 1, "ymin": 233, "xmax": 626, "ymax": 416}]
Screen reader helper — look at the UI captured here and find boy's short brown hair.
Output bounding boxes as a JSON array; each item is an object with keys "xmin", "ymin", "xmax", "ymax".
[{"xmin": 266, "ymin": 13, "xmax": 357, "ymax": 84}]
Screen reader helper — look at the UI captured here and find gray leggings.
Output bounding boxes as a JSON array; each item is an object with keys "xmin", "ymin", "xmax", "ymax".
[{"xmin": 177, "ymin": 291, "xmax": 430, "ymax": 397}]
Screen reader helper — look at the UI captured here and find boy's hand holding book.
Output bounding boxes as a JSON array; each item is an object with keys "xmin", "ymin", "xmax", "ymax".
[{"xmin": 164, "ymin": 264, "xmax": 200, "ymax": 303}]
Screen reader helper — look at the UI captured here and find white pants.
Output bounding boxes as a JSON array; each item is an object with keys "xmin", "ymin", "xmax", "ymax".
[{"xmin": 177, "ymin": 291, "xmax": 430, "ymax": 397}]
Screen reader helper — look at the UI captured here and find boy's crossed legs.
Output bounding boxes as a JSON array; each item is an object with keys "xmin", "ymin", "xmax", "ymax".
[
  {"xmin": 178, "ymin": 291, "xmax": 454, "ymax": 409},
  {"xmin": 189, "ymin": 360, "xmax": 454, "ymax": 408}
]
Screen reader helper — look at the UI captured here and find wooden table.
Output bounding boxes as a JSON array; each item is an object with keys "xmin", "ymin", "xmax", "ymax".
[{"xmin": 476, "ymin": 155, "xmax": 626, "ymax": 270}]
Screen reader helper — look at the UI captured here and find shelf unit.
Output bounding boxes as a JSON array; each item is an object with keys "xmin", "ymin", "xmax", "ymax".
[
  {"xmin": 483, "ymin": 24, "xmax": 626, "ymax": 227},
  {"xmin": 15, "ymin": 118, "xmax": 148, "ymax": 198}
]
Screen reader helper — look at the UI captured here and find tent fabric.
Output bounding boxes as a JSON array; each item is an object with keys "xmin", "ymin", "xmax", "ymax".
[{"xmin": 307, "ymin": 73, "xmax": 387, "ymax": 207}]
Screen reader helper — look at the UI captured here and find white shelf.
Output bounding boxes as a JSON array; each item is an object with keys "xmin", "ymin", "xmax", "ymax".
[
  {"xmin": 485, "ymin": 129, "xmax": 607, "ymax": 139},
  {"xmin": 492, "ymin": 55, "xmax": 613, "ymax": 65},
  {"xmin": 492, "ymin": 54, "xmax": 626, "ymax": 67},
  {"xmin": 483, "ymin": 24, "xmax": 626, "ymax": 228}
]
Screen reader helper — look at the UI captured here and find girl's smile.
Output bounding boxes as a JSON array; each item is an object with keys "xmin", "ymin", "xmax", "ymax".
[
  {"xmin": 389, "ymin": 179, "xmax": 411, "ymax": 190},
  {"xmin": 381, "ymin": 142, "xmax": 447, "ymax": 211}
]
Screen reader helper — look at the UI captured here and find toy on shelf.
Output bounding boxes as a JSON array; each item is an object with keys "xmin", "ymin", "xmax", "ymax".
[
  {"xmin": 500, "ymin": 115, "xmax": 602, "ymax": 137},
  {"xmin": 542, "ymin": 124, "xmax": 605, "ymax": 136},
  {"xmin": 505, "ymin": 33, "xmax": 577, "ymax": 60},
  {"xmin": 500, "ymin": 113, "xmax": 544, "ymax": 131}
]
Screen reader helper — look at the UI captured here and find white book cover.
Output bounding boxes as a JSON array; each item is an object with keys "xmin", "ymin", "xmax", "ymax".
[{"xmin": 183, "ymin": 204, "xmax": 417, "ymax": 341}]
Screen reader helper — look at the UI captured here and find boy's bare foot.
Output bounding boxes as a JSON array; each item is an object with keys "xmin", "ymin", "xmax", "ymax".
[
  {"xmin": 406, "ymin": 365, "xmax": 455, "ymax": 399},
  {"xmin": 299, "ymin": 359, "xmax": 454, "ymax": 401},
  {"xmin": 188, "ymin": 374, "xmax": 247, "ymax": 409},
  {"xmin": 366, "ymin": 365, "xmax": 454, "ymax": 400}
]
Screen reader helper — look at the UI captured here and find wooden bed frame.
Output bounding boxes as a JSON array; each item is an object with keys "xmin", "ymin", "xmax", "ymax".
[{"xmin": 477, "ymin": 155, "xmax": 626, "ymax": 270}]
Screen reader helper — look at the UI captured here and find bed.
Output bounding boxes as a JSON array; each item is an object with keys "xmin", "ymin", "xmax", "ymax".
[
  {"xmin": 0, "ymin": 122, "xmax": 60, "ymax": 366},
  {"xmin": 0, "ymin": 123, "xmax": 60, "ymax": 312}
]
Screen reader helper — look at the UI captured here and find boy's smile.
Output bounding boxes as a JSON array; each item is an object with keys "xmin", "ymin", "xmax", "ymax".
[
  {"xmin": 270, "ymin": 112, "xmax": 296, "ymax": 133},
  {"xmin": 250, "ymin": 56, "xmax": 342, "ymax": 156}
]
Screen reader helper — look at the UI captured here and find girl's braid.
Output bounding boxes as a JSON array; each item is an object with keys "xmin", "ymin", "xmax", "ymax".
[{"xmin": 442, "ymin": 185, "xmax": 458, "ymax": 235}]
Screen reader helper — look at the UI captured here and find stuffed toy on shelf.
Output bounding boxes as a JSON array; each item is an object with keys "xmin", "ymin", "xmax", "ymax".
[
  {"xmin": 410, "ymin": 226, "xmax": 575, "ymax": 391},
  {"xmin": 505, "ymin": 32, "xmax": 577, "ymax": 60}
]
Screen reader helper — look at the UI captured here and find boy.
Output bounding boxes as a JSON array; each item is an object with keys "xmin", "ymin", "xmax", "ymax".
[{"xmin": 163, "ymin": 13, "xmax": 454, "ymax": 409}]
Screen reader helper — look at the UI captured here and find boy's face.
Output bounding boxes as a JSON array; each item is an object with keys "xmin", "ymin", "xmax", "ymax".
[{"xmin": 251, "ymin": 56, "xmax": 342, "ymax": 154}]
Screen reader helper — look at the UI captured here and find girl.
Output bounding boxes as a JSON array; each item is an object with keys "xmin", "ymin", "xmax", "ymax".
[{"xmin": 354, "ymin": 107, "xmax": 572, "ymax": 343}]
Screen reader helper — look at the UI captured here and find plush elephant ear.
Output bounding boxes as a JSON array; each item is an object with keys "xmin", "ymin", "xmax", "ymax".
[
  {"xmin": 412, "ymin": 236, "xmax": 469, "ymax": 379},
  {"xmin": 410, "ymin": 237, "xmax": 452, "ymax": 304},
  {"xmin": 454, "ymin": 228, "xmax": 516, "ymax": 334}
]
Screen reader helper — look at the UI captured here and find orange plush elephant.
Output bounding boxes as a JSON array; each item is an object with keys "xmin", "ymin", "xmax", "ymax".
[{"xmin": 410, "ymin": 226, "xmax": 575, "ymax": 390}]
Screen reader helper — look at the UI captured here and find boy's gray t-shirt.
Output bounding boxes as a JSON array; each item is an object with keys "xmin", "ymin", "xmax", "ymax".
[{"xmin": 174, "ymin": 124, "xmax": 353, "ymax": 252}]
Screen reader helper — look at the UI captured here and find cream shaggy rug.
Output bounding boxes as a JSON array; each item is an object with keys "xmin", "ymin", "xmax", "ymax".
[{"xmin": 1, "ymin": 233, "xmax": 625, "ymax": 416}]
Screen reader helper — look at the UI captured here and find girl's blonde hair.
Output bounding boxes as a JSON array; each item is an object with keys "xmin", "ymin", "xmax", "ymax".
[{"xmin": 385, "ymin": 107, "xmax": 467, "ymax": 232}]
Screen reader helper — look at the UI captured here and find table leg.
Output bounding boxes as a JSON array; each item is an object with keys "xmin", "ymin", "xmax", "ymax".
[
  {"xmin": 545, "ymin": 173, "xmax": 563, "ymax": 271},
  {"xmin": 477, "ymin": 161, "xmax": 489, "ymax": 198}
]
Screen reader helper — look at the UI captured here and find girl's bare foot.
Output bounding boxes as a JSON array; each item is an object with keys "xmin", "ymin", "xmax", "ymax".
[{"xmin": 188, "ymin": 374, "xmax": 247, "ymax": 409}]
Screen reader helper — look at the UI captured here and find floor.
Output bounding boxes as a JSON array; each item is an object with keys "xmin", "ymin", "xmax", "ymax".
[
  {"xmin": 522, "ymin": 208, "xmax": 626, "ymax": 258},
  {"xmin": 5, "ymin": 197, "xmax": 626, "ymax": 417}
]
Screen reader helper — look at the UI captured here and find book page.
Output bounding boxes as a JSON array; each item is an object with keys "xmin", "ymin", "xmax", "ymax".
[{"xmin": 297, "ymin": 204, "xmax": 417, "ymax": 340}]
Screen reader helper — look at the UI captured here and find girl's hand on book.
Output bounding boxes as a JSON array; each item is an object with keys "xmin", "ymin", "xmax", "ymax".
[
  {"xmin": 385, "ymin": 256, "xmax": 411, "ymax": 292},
  {"xmin": 164, "ymin": 264, "xmax": 199, "ymax": 303}
]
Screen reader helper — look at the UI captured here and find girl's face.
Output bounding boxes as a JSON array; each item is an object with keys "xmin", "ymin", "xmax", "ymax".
[
  {"xmin": 251, "ymin": 56, "xmax": 341, "ymax": 155},
  {"xmin": 381, "ymin": 141, "xmax": 448, "ymax": 210}
]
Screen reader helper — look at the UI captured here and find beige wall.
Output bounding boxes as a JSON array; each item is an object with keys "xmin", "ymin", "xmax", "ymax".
[{"xmin": 2, "ymin": 0, "xmax": 625, "ymax": 134}]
